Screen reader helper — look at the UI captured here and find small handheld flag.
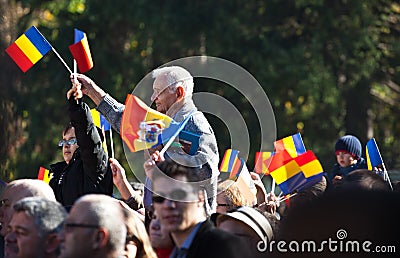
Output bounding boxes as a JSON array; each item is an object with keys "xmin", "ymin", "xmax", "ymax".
[
  {"xmin": 38, "ymin": 167, "xmax": 52, "ymax": 184},
  {"xmin": 69, "ymin": 29, "xmax": 93, "ymax": 73},
  {"xmin": 274, "ymin": 133, "xmax": 306, "ymax": 158},
  {"xmin": 366, "ymin": 138, "xmax": 392, "ymax": 189},
  {"xmin": 254, "ymin": 151, "xmax": 274, "ymax": 174},
  {"xmin": 5, "ymin": 26, "xmax": 52, "ymax": 72},
  {"xmin": 121, "ymin": 94, "xmax": 192, "ymax": 153},
  {"xmin": 366, "ymin": 138, "xmax": 384, "ymax": 171},
  {"xmin": 90, "ymin": 109, "xmax": 111, "ymax": 131}
]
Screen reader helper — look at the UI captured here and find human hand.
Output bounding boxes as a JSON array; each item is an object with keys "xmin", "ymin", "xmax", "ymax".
[
  {"xmin": 70, "ymin": 73, "xmax": 95, "ymax": 96},
  {"xmin": 143, "ymin": 150, "xmax": 164, "ymax": 179},
  {"xmin": 109, "ymin": 158, "xmax": 127, "ymax": 187},
  {"xmin": 332, "ymin": 175, "xmax": 343, "ymax": 186}
]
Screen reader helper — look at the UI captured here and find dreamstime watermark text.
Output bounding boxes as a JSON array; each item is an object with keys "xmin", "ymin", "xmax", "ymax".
[{"xmin": 257, "ymin": 229, "xmax": 396, "ymax": 254}]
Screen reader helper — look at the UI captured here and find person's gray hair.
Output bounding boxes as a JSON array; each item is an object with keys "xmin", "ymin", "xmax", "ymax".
[
  {"xmin": 152, "ymin": 66, "xmax": 194, "ymax": 97},
  {"xmin": 13, "ymin": 197, "xmax": 67, "ymax": 238},
  {"xmin": 76, "ymin": 194, "xmax": 126, "ymax": 253}
]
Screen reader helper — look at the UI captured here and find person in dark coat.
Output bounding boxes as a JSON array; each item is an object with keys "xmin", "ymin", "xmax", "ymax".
[
  {"xmin": 151, "ymin": 158, "xmax": 250, "ymax": 258},
  {"xmin": 328, "ymin": 135, "xmax": 367, "ymax": 187},
  {"xmin": 49, "ymin": 90, "xmax": 112, "ymax": 209}
]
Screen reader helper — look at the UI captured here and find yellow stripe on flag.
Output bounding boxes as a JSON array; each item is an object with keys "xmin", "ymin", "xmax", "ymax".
[
  {"xmin": 282, "ymin": 137, "xmax": 297, "ymax": 158},
  {"xmin": 366, "ymin": 146, "xmax": 372, "ymax": 170},
  {"xmin": 270, "ymin": 160, "xmax": 301, "ymax": 184},
  {"xmin": 90, "ymin": 109, "xmax": 101, "ymax": 128},
  {"xmin": 300, "ymin": 159, "xmax": 323, "ymax": 178},
  {"xmin": 15, "ymin": 35, "xmax": 43, "ymax": 64}
]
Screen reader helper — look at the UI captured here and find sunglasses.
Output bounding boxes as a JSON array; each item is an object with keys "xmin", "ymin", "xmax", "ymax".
[
  {"xmin": 152, "ymin": 189, "xmax": 189, "ymax": 203},
  {"xmin": 58, "ymin": 138, "xmax": 77, "ymax": 147}
]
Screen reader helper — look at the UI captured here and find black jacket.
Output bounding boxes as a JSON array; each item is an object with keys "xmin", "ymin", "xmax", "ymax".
[
  {"xmin": 49, "ymin": 98, "xmax": 112, "ymax": 209},
  {"xmin": 185, "ymin": 220, "xmax": 250, "ymax": 258}
]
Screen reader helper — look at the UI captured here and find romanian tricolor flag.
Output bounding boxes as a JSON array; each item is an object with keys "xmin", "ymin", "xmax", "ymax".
[
  {"xmin": 5, "ymin": 26, "xmax": 52, "ymax": 72},
  {"xmin": 38, "ymin": 167, "xmax": 52, "ymax": 184},
  {"xmin": 366, "ymin": 138, "xmax": 384, "ymax": 171},
  {"xmin": 274, "ymin": 133, "xmax": 306, "ymax": 158},
  {"xmin": 121, "ymin": 94, "xmax": 191, "ymax": 152},
  {"xmin": 220, "ymin": 149, "xmax": 240, "ymax": 176},
  {"xmin": 254, "ymin": 151, "xmax": 274, "ymax": 174},
  {"xmin": 69, "ymin": 28, "xmax": 93, "ymax": 73},
  {"xmin": 90, "ymin": 109, "xmax": 111, "ymax": 131},
  {"xmin": 269, "ymin": 150, "xmax": 324, "ymax": 195}
]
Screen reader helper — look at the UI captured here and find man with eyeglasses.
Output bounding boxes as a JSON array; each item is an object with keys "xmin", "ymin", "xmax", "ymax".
[
  {"xmin": 58, "ymin": 194, "xmax": 126, "ymax": 258},
  {"xmin": 70, "ymin": 66, "xmax": 220, "ymax": 214},
  {"xmin": 4, "ymin": 197, "xmax": 66, "ymax": 258},
  {"xmin": 49, "ymin": 90, "xmax": 113, "ymax": 209},
  {"xmin": 0, "ymin": 179, "xmax": 56, "ymax": 258},
  {"xmin": 151, "ymin": 159, "xmax": 249, "ymax": 258}
]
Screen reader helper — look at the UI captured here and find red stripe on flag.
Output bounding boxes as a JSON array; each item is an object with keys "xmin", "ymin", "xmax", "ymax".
[
  {"xmin": 268, "ymin": 150, "xmax": 292, "ymax": 172},
  {"xmin": 5, "ymin": 43, "xmax": 34, "ymax": 72},
  {"xmin": 293, "ymin": 150, "xmax": 317, "ymax": 167},
  {"xmin": 38, "ymin": 167, "xmax": 46, "ymax": 180},
  {"xmin": 69, "ymin": 42, "xmax": 93, "ymax": 73}
]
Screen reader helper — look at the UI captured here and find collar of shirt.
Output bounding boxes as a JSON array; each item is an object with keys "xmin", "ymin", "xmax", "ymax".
[{"xmin": 170, "ymin": 221, "xmax": 203, "ymax": 258}]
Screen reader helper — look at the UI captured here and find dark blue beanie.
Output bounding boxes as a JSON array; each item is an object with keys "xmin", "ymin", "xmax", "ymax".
[{"xmin": 335, "ymin": 135, "xmax": 362, "ymax": 158}]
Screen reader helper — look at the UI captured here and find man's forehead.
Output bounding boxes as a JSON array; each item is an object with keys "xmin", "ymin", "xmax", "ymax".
[
  {"xmin": 2, "ymin": 186, "xmax": 31, "ymax": 202},
  {"xmin": 153, "ymin": 75, "xmax": 171, "ymax": 90},
  {"xmin": 153, "ymin": 176, "xmax": 195, "ymax": 192}
]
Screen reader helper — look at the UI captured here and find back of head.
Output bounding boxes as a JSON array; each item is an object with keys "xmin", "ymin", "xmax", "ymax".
[
  {"xmin": 75, "ymin": 194, "xmax": 126, "ymax": 254},
  {"xmin": 217, "ymin": 180, "xmax": 249, "ymax": 209},
  {"xmin": 152, "ymin": 66, "xmax": 194, "ymax": 97},
  {"xmin": 335, "ymin": 135, "xmax": 362, "ymax": 159},
  {"xmin": 6, "ymin": 179, "xmax": 56, "ymax": 201},
  {"xmin": 13, "ymin": 196, "xmax": 67, "ymax": 237},
  {"xmin": 335, "ymin": 169, "xmax": 390, "ymax": 192}
]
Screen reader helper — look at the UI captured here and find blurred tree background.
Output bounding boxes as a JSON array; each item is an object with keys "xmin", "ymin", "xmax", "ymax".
[{"xmin": 1, "ymin": 0, "xmax": 400, "ymax": 181}]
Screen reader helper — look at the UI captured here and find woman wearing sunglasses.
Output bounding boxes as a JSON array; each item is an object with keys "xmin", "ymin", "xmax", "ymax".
[{"xmin": 49, "ymin": 87, "xmax": 113, "ymax": 210}]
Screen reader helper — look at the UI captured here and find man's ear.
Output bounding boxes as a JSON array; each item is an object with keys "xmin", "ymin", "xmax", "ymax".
[
  {"xmin": 44, "ymin": 233, "xmax": 61, "ymax": 254},
  {"xmin": 176, "ymin": 86, "xmax": 185, "ymax": 101},
  {"xmin": 92, "ymin": 228, "xmax": 109, "ymax": 250},
  {"xmin": 197, "ymin": 190, "xmax": 205, "ymax": 207}
]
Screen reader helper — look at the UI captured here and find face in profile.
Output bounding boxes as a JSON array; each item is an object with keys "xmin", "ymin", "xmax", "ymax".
[{"xmin": 151, "ymin": 76, "xmax": 179, "ymax": 114}]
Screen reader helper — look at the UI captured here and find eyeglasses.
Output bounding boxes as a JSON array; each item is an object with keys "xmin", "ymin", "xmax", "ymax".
[
  {"xmin": 217, "ymin": 203, "xmax": 230, "ymax": 207},
  {"xmin": 0, "ymin": 199, "xmax": 10, "ymax": 208},
  {"xmin": 63, "ymin": 222, "xmax": 99, "ymax": 232},
  {"xmin": 152, "ymin": 189, "xmax": 189, "ymax": 203},
  {"xmin": 58, "ymin": 138, "xmax": 77, "ymax": 147}
]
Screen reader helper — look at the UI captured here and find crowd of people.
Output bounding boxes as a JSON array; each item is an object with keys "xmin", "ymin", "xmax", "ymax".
[{"xmin": 1, "ymin": 66, "xmax": 399, "ymax": 258}]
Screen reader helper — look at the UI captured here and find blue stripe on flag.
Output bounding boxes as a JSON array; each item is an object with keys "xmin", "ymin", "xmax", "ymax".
[
  {"xmin": 293, "ymin": 133, "xmax": 306, "ymax": 156},
  {"xmin": 24, "ymin": 26, "xmax": 52, "ymax": 55}
]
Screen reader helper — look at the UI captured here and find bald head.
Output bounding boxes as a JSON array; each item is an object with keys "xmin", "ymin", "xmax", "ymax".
[{"xmin": 0, "ymin": 179, "xmax": 56, "ymax": 236}]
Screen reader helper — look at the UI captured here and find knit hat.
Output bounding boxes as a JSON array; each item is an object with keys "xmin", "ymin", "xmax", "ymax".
[{"xmin": 335, "ymin": 135, "xmax": 362, "ymax": 159}]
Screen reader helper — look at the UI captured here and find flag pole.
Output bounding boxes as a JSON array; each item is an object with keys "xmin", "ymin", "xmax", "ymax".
[
  {"xmin": 271, "ymin": 178, "xmax": 276, "ymax": 194},
  {"xmin": 159, "ymin": 111, "xmax": 195, "ymax": 159},
  {"xmin": 73, "ymin": 60, "xmax": 79, "ymax": 104},
  {"xmin": 382, "ymin": 163, "xmax": 393, "ymax": 190},
  {"xmin": 52, "ymin": 48, "xmax": 72, "ymax": 74},
  {"xmin": 109, "ymin": 129, "xmax": 115, "ymax": 159}
]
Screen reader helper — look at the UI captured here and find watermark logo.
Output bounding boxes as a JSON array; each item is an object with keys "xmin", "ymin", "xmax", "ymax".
[{"xmin": 257, "ymin": 229, "xmax": 396, "ymax": 254}]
